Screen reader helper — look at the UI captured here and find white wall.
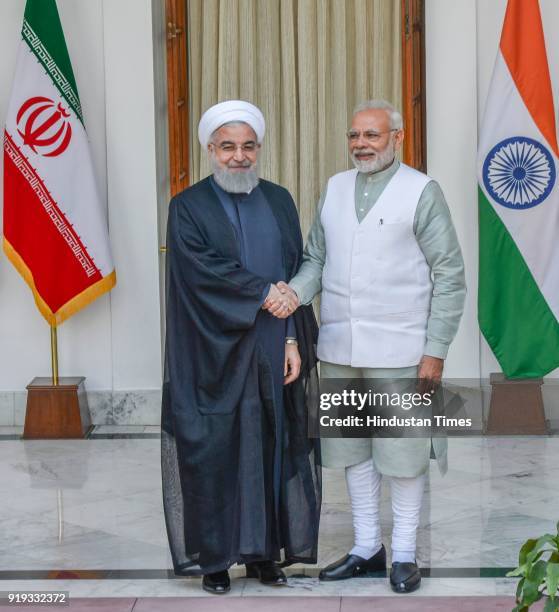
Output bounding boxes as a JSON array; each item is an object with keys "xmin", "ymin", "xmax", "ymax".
[
  {"xmin": 425, "ymin": 0, "xmax": 478, "ymax": 379},
  {"xmin": 0, "ymin": 0, "xmax": 162, "ymax": 393},
  {"xmin": 426, "ymin": 0, "xmax": 559, "ymax": 379}
]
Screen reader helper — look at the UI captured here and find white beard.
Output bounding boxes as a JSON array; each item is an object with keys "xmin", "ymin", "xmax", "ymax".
[
  {"xmin": 351, "ymin": 145, "xmax": 395, "ymax": 174},
  {"xmin": 211, "ymin": 158, "xmax": 260, "ymax": 193}
]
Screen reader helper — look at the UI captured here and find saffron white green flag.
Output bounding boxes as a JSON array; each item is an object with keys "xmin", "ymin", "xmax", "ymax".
[
  {"xmin": 3, "ymin": 0, "xmax": 115, "ymax": 325},
  {"xmin": 478, "ymin": 0, "xmax": 559, "ymax": 378}
]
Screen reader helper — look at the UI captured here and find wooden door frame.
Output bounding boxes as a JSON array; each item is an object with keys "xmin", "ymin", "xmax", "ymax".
[
  {"xmin": 401, "ymin": 0, "xmax": 427, "ymax": 171},
  {"xmin": 165, "ymin": 0, "xmax": 189, "ymax": 197}
]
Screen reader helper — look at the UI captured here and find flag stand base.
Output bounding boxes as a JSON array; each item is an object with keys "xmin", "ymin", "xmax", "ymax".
[
  {"xmin": 485, "ymin": 373, "xmax": 548, "ymax": 435},
  {"xmin": 23, "ymin": 377, "xmax": 92, "ymax": 439}
]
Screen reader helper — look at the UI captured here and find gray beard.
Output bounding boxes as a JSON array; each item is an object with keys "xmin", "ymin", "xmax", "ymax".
[
  {"xmin": 211, "ymin": 159, "xmax": 260, "ymax": 193},
  {"xmin": 351, "ymin": 147, "xmax": 395, "ymax": 174}
]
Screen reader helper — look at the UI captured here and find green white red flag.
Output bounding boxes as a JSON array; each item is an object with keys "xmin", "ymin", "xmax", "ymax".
[
  {"xmin": 3, "ymin": 0, "xmax": 115, "ymax": 325},
  {"xmin": 478, "ymin": 0, "xmax": 559, "ymax": 378}
]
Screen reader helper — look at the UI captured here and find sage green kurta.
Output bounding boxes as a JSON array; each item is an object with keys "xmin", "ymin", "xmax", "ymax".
[{"xmin": 289, "ymin": 159, "xmax": 465, "ymax": 477}]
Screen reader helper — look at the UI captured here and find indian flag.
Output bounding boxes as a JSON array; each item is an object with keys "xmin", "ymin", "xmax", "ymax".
[
  {"xmin": 478, "ymin": 0, "xmax": 559, "ymax": 379},
  {"xmin": 3, "ymin": 0, "xmax": 115, "ymax": 326}
]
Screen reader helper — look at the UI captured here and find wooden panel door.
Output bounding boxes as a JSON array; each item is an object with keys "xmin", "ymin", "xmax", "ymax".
[
  {"xmin": 401, "ymin": 0, "xmax": 426, "ymax": 172},
  {"xmin": 166, "ymin": 0, "xmax": 189, "ymax": 196}
]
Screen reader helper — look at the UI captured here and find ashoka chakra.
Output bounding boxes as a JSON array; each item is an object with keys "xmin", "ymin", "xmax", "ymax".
[{"xmin": 482, "ymin": 136, "xmax": 555, "ymax": 210}]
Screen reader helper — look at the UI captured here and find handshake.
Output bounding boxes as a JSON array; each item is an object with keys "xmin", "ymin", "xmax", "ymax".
[{"xmin": 262, "ymin": 281, "xmax": 300, "ymax": 319}]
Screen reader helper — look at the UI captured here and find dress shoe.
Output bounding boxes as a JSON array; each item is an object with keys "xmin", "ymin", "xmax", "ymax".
[
  {"xmin": 319, "ymin": 544, "xmax": 386, "ymax": 581},
  {"xmin": 390, "ymin": 561, "xmax": 421, "ymax": 593},
  {"xmin": 202, "ymin": 570, "xmax": 231, "ymax": 594},
  {"xmin": 245, "ymin": 560, "xmax": 287, "ymax": 585}
]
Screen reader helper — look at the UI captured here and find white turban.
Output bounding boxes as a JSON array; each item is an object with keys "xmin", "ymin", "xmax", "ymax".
[{"xmin": 198, "ymin": 100, "xmax": 265, "ymax": 147}]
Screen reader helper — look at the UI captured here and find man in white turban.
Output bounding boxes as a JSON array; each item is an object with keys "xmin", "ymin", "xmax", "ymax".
[
  {"xmin": 161, "ymin": 100, "xmax": 320, "ymax": 595},
  {"xmin": 198, "ymin": 99, "xmax": 266, "ymax": 148}
]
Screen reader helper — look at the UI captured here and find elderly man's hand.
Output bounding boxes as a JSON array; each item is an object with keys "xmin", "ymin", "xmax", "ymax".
[
  {"xmin": 263, "ymin": 281, "xmax": 299, "ymax": 319},
  {"xmin": 262, "ymin": 284, "xmax": 284, "ymax": 310},
  {"xmin": 284, "ymin": 343, "xmax": 301, "ymax": 385},
  {"xmin": 417, "ymin": 355, "xmax": 444, "ymax": 394}
]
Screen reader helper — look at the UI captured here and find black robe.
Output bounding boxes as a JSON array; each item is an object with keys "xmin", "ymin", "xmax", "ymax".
[{"xmin": 161, "ymin": 176, "xmax": 321, "ymax": 576}]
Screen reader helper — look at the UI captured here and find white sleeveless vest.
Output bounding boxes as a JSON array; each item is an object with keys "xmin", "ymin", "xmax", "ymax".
[{"xmin": 317, "ymin": 163, "xmax": 433, "ymax": 368}]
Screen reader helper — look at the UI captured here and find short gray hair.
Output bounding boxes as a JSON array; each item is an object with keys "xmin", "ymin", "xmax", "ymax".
[{"xmin": 352, "ymin": 99, "xmax": 403, "ymax": 130}]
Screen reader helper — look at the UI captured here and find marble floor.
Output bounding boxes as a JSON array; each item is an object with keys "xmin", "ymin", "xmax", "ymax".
[{"xmin": 0, "ymin": 426, "xmax": 557, "ymax": 606}]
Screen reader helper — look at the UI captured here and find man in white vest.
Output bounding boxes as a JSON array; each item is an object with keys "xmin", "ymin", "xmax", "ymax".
[{"xmin": 265, "ymin": 99, "xmax": 466, "ymax": 593}]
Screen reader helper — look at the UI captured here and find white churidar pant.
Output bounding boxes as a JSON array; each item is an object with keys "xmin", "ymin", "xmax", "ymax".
[{"xmin": 346, "ymin": 458, "xmax": 425, "ymax": 563}]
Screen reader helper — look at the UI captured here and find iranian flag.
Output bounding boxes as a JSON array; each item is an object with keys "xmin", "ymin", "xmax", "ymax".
[
  {"xmin": 3, "ymin": 0, "xmax": 115, "ymax": 326},
  {"xmin": 478, "ymin": 0, "xmax": 559, "ymax": 378}
]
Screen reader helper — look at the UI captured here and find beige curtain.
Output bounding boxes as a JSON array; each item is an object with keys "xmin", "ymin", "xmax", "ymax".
[{"xmin": 187, "ymin": 0, "xmax": 401, "ymax": 237}]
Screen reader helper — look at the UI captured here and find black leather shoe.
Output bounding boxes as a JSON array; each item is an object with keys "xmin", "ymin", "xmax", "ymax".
[
  {"xmin": 202, "ymin": 570, "xmax": 231, "ymax": 594},
  {"xmin": 390, "ymin": 561, "xmax": 421, "ymax": 593},
  {"xmin": 246, "ymin": 560, "xmax": 287, "ymax": 585},
  {"xmin": 319, "ymin": 545, "xmax": 386, "ymax": 581}
]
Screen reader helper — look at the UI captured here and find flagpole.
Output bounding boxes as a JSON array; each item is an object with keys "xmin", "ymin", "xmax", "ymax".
[{"xmin": 50, "ymin": 325, "xmax": 59, "ymax": 386}]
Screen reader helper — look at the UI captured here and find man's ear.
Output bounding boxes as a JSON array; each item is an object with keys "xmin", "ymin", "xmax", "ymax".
[{"xmin": 394, "ymin": 129, "xmax": 405, "ymax": 151}]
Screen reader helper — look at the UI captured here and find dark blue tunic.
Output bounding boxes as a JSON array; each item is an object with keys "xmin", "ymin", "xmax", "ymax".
[{"xmin": 210, "ymin": 177, "xmax": 294, "ymax": 507}]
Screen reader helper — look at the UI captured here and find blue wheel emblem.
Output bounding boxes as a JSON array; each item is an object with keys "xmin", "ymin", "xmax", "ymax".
[{"xmin": 482, "ymin": 136, "xmax": 555, "ymax": 209}]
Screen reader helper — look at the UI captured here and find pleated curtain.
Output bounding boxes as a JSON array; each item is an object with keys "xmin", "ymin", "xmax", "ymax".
[{"xmin": 187, "ymin": 0, "xmax": 401, "ymax": 236}]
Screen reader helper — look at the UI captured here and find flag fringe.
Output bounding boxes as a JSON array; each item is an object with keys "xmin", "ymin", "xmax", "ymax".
[{"xmin": 3, "ymin": 237, "xmax": 116, "ymax": 326}]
